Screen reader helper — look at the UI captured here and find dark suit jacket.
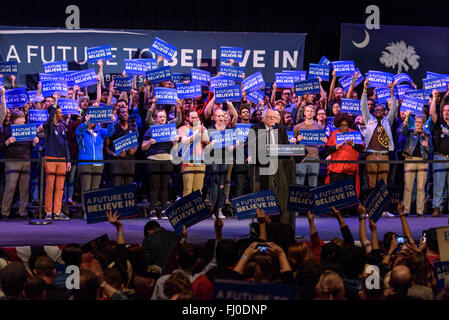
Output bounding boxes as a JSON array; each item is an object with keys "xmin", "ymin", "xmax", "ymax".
[
  {"xmin": 246, "ymin": 122, "xmax": 291, "ymax": 167},
  {"xmin": 142, "ymin": 228, "xmax": 180, "ymax": 273}
]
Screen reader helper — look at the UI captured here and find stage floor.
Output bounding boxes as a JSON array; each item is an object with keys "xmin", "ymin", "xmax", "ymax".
[{"xmin": 0, "ymin": 215, "xmax": 448, "ymax": 247}]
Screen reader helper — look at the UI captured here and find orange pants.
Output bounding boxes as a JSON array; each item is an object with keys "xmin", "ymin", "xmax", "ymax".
[{"xmin": 45, "ymin": 157, "xmax": 67, "ymax": 214}]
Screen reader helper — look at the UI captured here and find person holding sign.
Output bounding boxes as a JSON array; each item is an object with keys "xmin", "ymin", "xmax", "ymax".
[
  {"xmin": 0, "ymin": 110, "xmax": 39, "ymax": 220},
  {"xmin": 105, "ymin": 107, "xmax": 138, "ymax": 186},
  {"xmin": 294, "ymin": 105, "xmax": 327, "ymax": 187},
  {"xmin": 142, "ymin": 108, "xmax": 179, "ymax": 220},
  {"xmin": 324, "ymin": 112, "xmax": 364, "ymax": 197},
  {"xmin": 37, "ymin": 93, "xmax": 71, "ymax": 221},
  {"xmin": 361, "ymin": 79, "xmax": 398, "ymax": 192},
  {"xmin": 429, "ymin": 88, "xmax": 449, "ymax": 217},
  {"xmin": 76, "ymin": 113, "xmax": 115, "ymax": 216},
  {"xmin": 178, "ymin": 110, "xmax": 210, "ymax": 197},
  {"xmin": 400, "ymin": 110, "xmax": 431, "ymax": 217}
]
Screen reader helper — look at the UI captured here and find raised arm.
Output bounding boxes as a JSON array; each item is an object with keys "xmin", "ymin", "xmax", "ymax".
[
  {"xmin": 204, "ymin": 95, "xmax": 215, "ymax": 120},
  {"xmin": 328, "ymin": 70, "xmax": 337, "ymax": 103},
  {"xmin": 361, "ymin": 79, "xmax": 371, "ymax": 123},
  {"xmin": 387, "ymin": 81, "xmax": 398, "ymax": 125},
  {"xmin": 430, "ymin": 89, "xmax": 439, "ymax": 124},
  {"xmin": 330, "ymin": 207, "xmax": 354, "ymax": 246},
  {"xmin": 256, "ymin": 209, "xmax": 268, "ymax": 241},
  {"xmin": 106, "ymin": 80, "xmax": 114, "ymax": 106},
  {"xmin": 368, "ymin": 219, "xmax": 379, "ymax": 251},
  {"xmin": 270, "ymin": 82, "xmax": 277, "ymax": 106},
  {"xmin": 397, "ymin": 202, "xmax": 415, "ymax": 247},
  {"xmin": 107, "ymin": 210, "xmax": 125, "ymax": 245},
  {"xmin": 10, "ymin": 75, "xmax": 15, "ymax": 89},
  {"xmin": 358, "ymin": 205, "xmax": 369, "ymax": 248},
  {"xmin": 0, "ymin": 86, "xmax": 6, "ymax": 124},
  {"xmin": 227, "ymin": 101, "xmax": 238, "ymax": 127},
  {"xmin": 346, "ymin": 72, "xmax": 358, "ymax": 99},
  {"xmin": 146, "ymin": 98, "xmax": 157, "ymax": 127}
]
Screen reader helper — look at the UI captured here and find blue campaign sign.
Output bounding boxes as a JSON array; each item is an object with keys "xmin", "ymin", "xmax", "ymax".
[
  {"xmin": 375, "ymin": 87, "xmax": 394, "ymax": 104},
  {"xmin": 58, "ymin": 98, "xmax": 80, "ymax": 115},
  {"xmin": 0, "ymin": 61, "xmax": 18, "ymax": 75},
  {"xmin": 11, "ymin": 123, "xmax": 38, "ymax": 142},
  {"xmin": 366, "ymin": 70, "xmax": 394, "ymax": 87},
  {"xmin": 394, "ymin": 73, "xmax": 414, "ymax": 84},
  {"xmin": 86, "ymin": 45, "xmax": 113, "ymax": 64},
  {"xmin": 219, "ymin": 65, "xmax": 244, "ymax": 82},
  {"xmin": 191, "ymin": 68, "xmax": 210, "ymax": 86},
  {"xmin": 176, "ymin": 83, "xmax": 202, "ymax": 99},
  {"xmin": 145, "ymin": 66, "xmax": 172, "ymax": 83},
  {"xmin": 311, "ymin": 178, "xmax": 359, "ymax": 215},
  {"xmin": 220, "ymin": 46, "xmax": 243, "ymax": 63},
  {"xmin": 210, "ymin": 76, "xmax": 235, "ymax": 92},
  {"xmin": 5, "ymin": 87, "xmax": 28, "ymax": 108},
  {"xmin": 287, "ymin": 185, "xmax": 313, "ymax": 214},
  {"xmin": 299, "ymin": 129, "xmax": 326, "ymax": 145},
  {"xmin": 39, "ymin": 72, "xmax": 67, "ymax": 83},
  {"xmin": 433, "ymin": 261, "xmax": 449, "ymax": 292},
  {"xmin": 246, "ymin": 89, "xmax": 264, "ymax": 104},
  {"xmin": 124, "ymin": 59, "xmax": 150, "ymax": 76},
  {"xmin": 423, "ymin": 77, "xmax": 447, "ymax": 95},
  {"xmin": 83, "ymin": 184, "xmax": 138, "ymax": 224},
  {"xmin": 319, "ymin": 56, "xmax": 331, "ymax": 66},
  {"xmin": 166, "ymin": 190, "xmax": 210, "ymax": 235},
  {"xmin": 331, "ymin": 61, "xmax": 356, "ymax": 77},
  {"xmin": 294, "ymin": 79, "xmax": 320, "ymax": 96},
  {"xmin": 113, "ymin": 131, "xmax": 139, "ymax": 156},
  {"xmin": 63, "ymin": 71, "xmax": 77, "ymax": 87},
  {"xmin": 365, "ymin": 180, "xmax": 391, "ymax": 223},
  {"xmin": 214, "ymin": 85, "xmax": 241, "ymax": 103},
  {"xmin": 283, "ymin": 70, "xmax": 307, "ymax": 82},
  {"xmin": 43, "ymin": 61, "xmax": 68, "ymax": 74},
  {"xmin": 339, "ymin": 68, "xmax": 364, "ymax": 91},
  {"xmin": 209, "ymin": 129, "xmax": 236, "ymax": 149},
  {"xmin": 214, "ymin": 279, "xmax": 294, "ymax": 300},
  {"xmin": 401, "ymin": 95, "xmax": 426, "ymax": 115},
  {"xmin": 150, "ymin": 123, "xmax": 177, "ymax": 142},
  {"xmin": 386, "ymin": 185, "xmax": 403, "ymax": 213},
  {"xmin": 404, "ymin": 89, "xmax": 427, "ymax": 101},
  {"xmin": 308, "ymin": 63, "xmax": 330, "ymax": 81},
  {"xmin": 287, "ymin": 131, "xmax": 294, "ymax": 144},
  {"xmin": 134, "ymin": 58, "xmax": 158, "ymax": 71},
  {"xmin": 71, "ymin": 69, "xmax": 98, "ymax": 88},
  {"xmin": 149, "ymin": 37, "xmax": 177, "ymax": 61},
  {"xmin": 172, "ymin": 73, "xmax": 192, "ymax": 84},
  {"xmin": 336, "ymin": 131, "xmax": 363, "ymax": 144},
  {"xmin": 114, "ymin": 76, "xmax": 133, "ymax": 91},
  {"xmin": 28, "ymin": 109, "xmax": 48, "ymax": 124},
  {"xmin": 27, "ymin": 90, "xmax": 38, "ymax": 102},
  {"xmin": 155, "ymin": 87, "xmax": 178, "ymax": 105},
  {"xmin": 426, "ymin": 71, "xmax": 449, "ymax": 83},
  {"xmin": 0, "ymin": 77, "xmax": 2, "ymax": 87},
  {"xmin": 397, "ymin": 84, "xmax": 415, "ymax": 99},
  {"xmin": 340, "ymin": 99, "xmax": 362, "ymax": 115},
  {"xmin": 235, "ymin": 123, "xmax": 252, "ymax": 141},
  {"xmin": 88, "ymin": 105, "xmax": 113, "ymax": 123},
  {"xmin": 275, "ymin": 73, "xmax": 295, "ymax": 88},
  {"xmin": 242, "ymin": 72, "xmax": 265, "ymax": 92},
  {"xmin": 41, "ymin": 80, "xmax": 68, "ymax": 97},
  {"xmin": 231, "ymin": 190, "xmax": 280, "ymax": 220}
]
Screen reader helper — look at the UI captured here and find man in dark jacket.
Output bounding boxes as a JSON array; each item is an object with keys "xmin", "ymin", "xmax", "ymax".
[{"xmin": 142, "ymin": 221, "xmax": 180, "ymax": 273}]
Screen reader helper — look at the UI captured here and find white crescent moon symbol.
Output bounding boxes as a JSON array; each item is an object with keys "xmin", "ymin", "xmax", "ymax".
[{"xmin": 352, "ymin": 29, "xmax": 370, "ymax": 49}]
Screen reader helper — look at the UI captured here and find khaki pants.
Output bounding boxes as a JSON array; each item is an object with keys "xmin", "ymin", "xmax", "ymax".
[
  {"xmin": 2, "ymin": 162, "xmax": 30, "ymax": 216},
  {"xmin": 45, "ymin": 157, "xmax": 66, "ymax": 214},
  {"xmin": 366, "ymin": 154, "xmax": 389, "ymax": 189},
  {"xmin": 181, "ymin": 164, "xmax": 206, "ymax": 197},
  {"xmin": 403, "ymin": 157, "xmax": 428, "ymax": 214}
]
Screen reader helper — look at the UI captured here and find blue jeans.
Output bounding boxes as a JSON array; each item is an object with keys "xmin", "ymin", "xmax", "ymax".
[
  {"xmin": 432, "ymin": 154, "xmax": 449, "ymax": 209},
  {"xmin": 209, "ymin": 164, "xmax": 229, "ymax": 211},
  {"xmin": 296, "ymin": 160, "xmax": 319, "ymax": 187}
]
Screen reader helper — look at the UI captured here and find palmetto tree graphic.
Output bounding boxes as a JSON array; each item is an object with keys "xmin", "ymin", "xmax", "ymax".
[{"xmin": 379, "ymin": 41, "xmax": 420, "ymax": 73}]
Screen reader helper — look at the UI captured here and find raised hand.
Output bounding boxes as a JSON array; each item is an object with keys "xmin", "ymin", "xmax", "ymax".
[{"xmin": 106, "ymin": 210, "xmax": 122, "ymax": 228}]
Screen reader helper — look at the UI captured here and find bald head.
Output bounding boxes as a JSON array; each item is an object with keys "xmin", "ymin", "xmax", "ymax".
[{"xmin": 390, "ymin": 265, "xmax": 412, "ymax": 295}]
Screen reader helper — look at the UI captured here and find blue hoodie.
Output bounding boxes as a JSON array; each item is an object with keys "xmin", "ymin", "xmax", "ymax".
[{"xmin": 76, "ymin": 122, "xmax": 114, "ymax": 166}]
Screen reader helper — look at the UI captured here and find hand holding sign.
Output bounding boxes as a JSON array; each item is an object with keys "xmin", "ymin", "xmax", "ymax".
[{"xmin": 6, "ymin": 136, "xmax": 16, "ymax": 145}]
